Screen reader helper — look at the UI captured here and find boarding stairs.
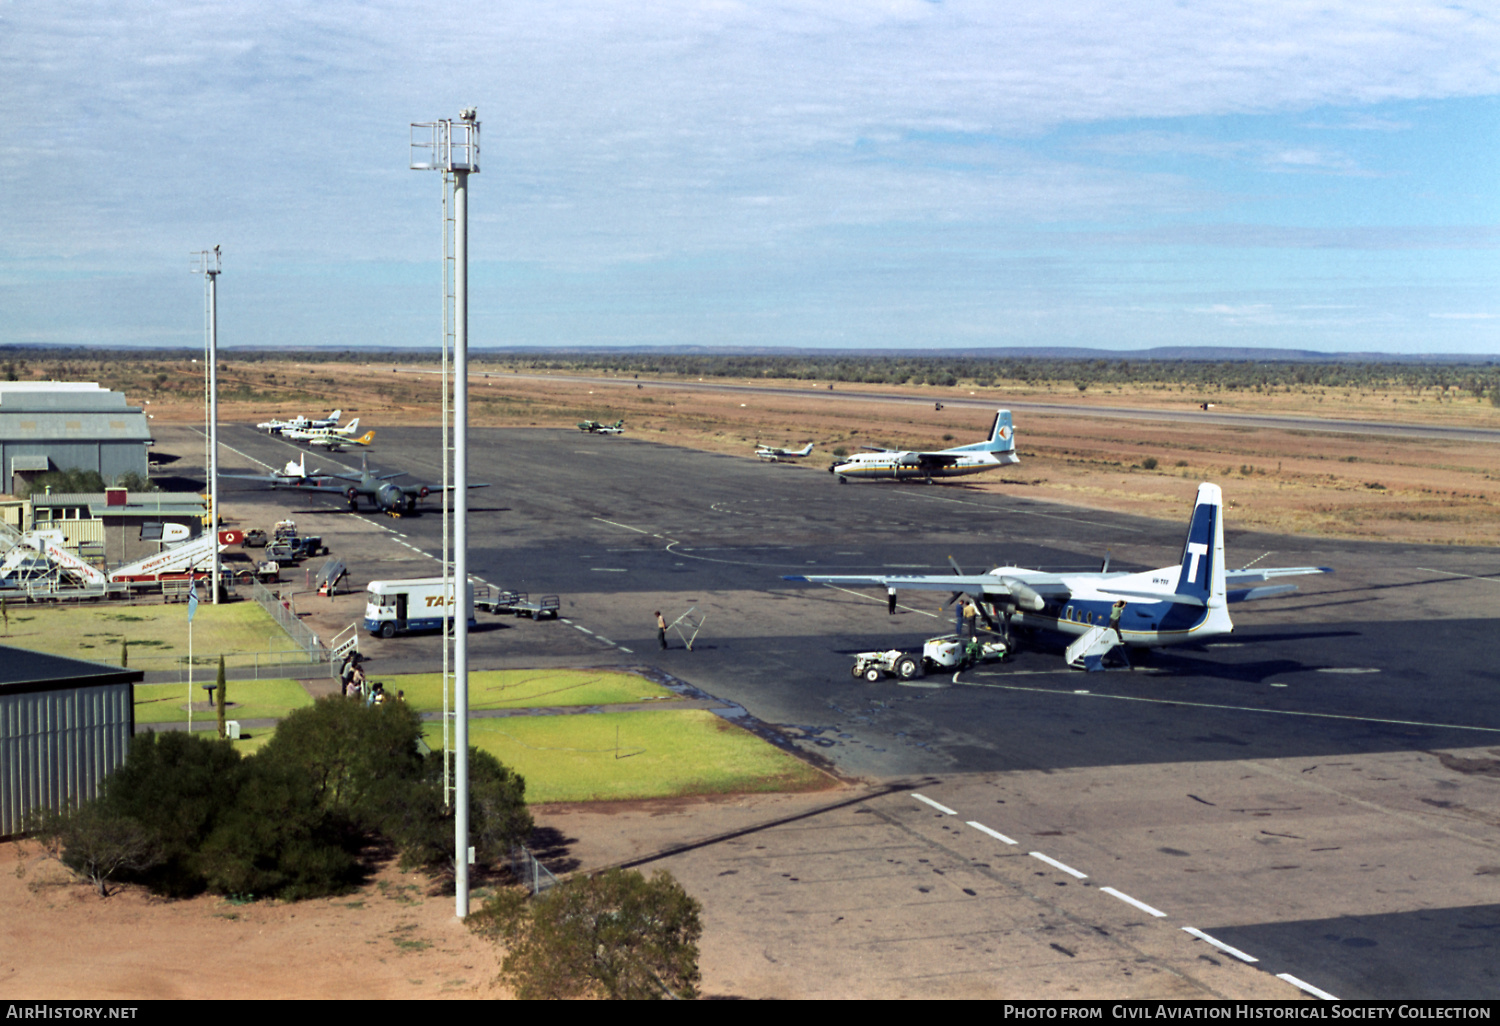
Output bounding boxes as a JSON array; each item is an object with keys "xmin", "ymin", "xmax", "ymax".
[
  {"xmin": 108, "ymin": 532, "xmax": 222, "ymax": 583},
  {"xmin": 1065, "ymin": 625, "xmax": 1129, "ymax": 672}
]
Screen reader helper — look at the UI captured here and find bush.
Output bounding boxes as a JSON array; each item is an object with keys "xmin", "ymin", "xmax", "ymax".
[
  {"xmin": 387, "ymin": 748, "xmax": 533, "ymax": 875},
  {"xmin": 1141, "ymin": 457, "xmax": 1158, "ymax": 470},
  {"xmin": 30, "ymin": 802, "xmax": 163, "ymax": 897},
  {"xmin": 471, "ymin": 869, "xmax": 702, "ymax": 999}
]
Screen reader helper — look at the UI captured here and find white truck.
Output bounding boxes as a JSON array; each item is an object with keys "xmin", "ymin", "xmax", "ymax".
[{"xmin": 363, "ymin": 577, "xmax": 476, "ymax": 638}]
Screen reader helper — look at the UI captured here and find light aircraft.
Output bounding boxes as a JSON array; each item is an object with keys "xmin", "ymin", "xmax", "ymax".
[
  {"xmin": 578, "ymin": 419, "xmax": 624, "ymax": 434},
  {"xmin": 301, "ymin": 429, "xmax": 375, "ymax": 452},
  {"xmin": 246, "ymin": 452, "xmax": 489, "ymax": 515},
  {"xmin": 756, "ymin": 442, "xmax": 815, "ymax": 462},
  {"xmin": 785, "ymin": 483, "xmax": 1331, "ymax": 670},
  {"xmin": 256, "ymin": 409, "xmax": 341, "ymax": 435},
  {"xmin": 829, "ymin": 410, "xmax": 1018, "ymax": 483},
  {"xmin": 283, "ymin": 418, "xmax": 360, "ymax": 443}
]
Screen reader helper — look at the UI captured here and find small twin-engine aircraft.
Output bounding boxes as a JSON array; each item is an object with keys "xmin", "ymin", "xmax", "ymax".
[
  {"xmin": 578, "ymin": 419, "xmax": 624, "ymax": 434},
  {"xmin": 829, "ymin": 410, "xmax": 1019, "ymax": 483},
  {"xmin": 257, "ymin": 409, "xmax": 342, "ymax": 435},
  {"xmin": 755, "ymin": 442, "xmax": 815, "ymax": 462},
  {"xmin": 301, "ymin": 429, "xmax": 375, "ymax": 452},
  {"xmin": 283, "ymin": 418, "xmax": 360, "ymax": 443},
  {"xmin": 785, "ymin": 483, "xmax": 1331, "ymax": 670}
]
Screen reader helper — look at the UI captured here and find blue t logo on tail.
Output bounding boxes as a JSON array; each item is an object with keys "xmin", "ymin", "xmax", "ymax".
[{"xmin": 1176, "ymin": 491, "xmax": 1218, "ymax": 601}]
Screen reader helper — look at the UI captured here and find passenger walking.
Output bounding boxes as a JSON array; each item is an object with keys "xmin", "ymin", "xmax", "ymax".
[{"xmin": 656, "ymin": 610, "xmax": 667, "ymax": 650}]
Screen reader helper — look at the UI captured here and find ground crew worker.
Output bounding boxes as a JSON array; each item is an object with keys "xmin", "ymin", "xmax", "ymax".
[
  {"xmin": 1109, "ymin": 599, "xmax": 1127, "ymax": 640},
  {"xmin": 656, "ymin": 610, "xmax": 667, "ymax": 650}
]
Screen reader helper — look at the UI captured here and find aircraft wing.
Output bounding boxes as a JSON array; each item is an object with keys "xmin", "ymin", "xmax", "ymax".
[
  {"xmin": 1224, "ymin": 565, "xmax": 1332, "ymax": 603},
  {"xmin": 1226, "ymin": 566, "xmax": 1333, "ymax": 586},
  {"xmin": 784, "ymin": 572, "xmax": 1062, "ymax": 611},
  {"xmin": 859, "ymin": 445, "xmax": 899, "ymax": 453}
]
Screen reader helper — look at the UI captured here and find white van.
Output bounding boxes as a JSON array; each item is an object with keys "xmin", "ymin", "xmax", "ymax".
[{"xmin": 364, "ymin": 577, "xmax": 476, "ymax": 638}]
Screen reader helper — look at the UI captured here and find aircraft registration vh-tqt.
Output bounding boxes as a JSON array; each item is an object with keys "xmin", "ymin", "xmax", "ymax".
[
  {"xmin": 785, "ymin": 483, "xmax": 1331, "ymax": 671},
  {"xmin": 830, "ymin": 409, "xmax": 1018, "ymax": 483}
]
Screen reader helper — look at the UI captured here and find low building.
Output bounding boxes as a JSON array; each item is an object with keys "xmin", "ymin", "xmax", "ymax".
[
  {"xmin": 0, "ymin": 647, "xmax": 141, "ymax": 838},
  {"xmin": 0, "ymin": 382, "xmax": 152, "ymax": 493},
  {"xmin": 25, "ymin": 489, "xmax": 209, "ymax": 566}
]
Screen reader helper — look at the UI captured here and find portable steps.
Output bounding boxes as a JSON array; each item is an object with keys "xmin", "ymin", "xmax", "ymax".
[{"xmin": 1064, "ymin": 625, "xmax": 1130, "ymax": 672}]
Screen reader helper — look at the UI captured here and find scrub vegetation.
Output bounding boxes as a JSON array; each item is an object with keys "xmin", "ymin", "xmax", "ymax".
[{"xmin": 31, "ymin": 698, "xmax": 531, "ymax": 901}]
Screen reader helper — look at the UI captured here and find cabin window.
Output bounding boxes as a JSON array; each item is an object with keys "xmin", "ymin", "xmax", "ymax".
[{"xmin": 1064, "ymin": 605, "xmax": 1074, "ymax": 621}]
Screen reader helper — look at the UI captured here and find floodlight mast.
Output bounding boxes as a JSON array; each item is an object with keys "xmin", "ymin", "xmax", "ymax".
[
  {"xmin": 193, "ymin": 247, "xmax": 222, "ymax": 605},
  {"xmin": 411, "ymin": 111, "xmax": 479, "ymax": 919}
]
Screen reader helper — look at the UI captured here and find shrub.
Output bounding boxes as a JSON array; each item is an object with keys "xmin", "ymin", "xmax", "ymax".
[
  {"xmin": 387, "ymin": 748, "xmax": 533, "ymax": 875},
  {"xmin": 471, "ymin": 869, "xmax": 702, "ymax": 1000},
  {"xmin": 30, "ymin": 801, "xmax": 163, "ymax": 897},
  {"xmin": 1141, "ymin": 457, "xmax": 1158, "ymax": 470}
]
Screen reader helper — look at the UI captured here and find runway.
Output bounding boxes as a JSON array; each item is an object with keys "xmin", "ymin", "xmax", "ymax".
[
  {"xmin": 212, "ymin": 423, "xmax": 1500, "ymax": 999},
  {"xmin": 396, "ymin": 366, "xmax": 1500, "ymax": 444}
]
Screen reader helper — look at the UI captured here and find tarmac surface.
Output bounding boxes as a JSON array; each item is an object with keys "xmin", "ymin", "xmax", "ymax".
[{"xmin": 200, "ymin": 422, "xmax": 1500, "ymax": 1000}]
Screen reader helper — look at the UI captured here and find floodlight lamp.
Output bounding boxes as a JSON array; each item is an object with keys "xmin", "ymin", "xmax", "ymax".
[{"xmin": 460, "ymin": 107, "xmax": 477, "ymax": 121}]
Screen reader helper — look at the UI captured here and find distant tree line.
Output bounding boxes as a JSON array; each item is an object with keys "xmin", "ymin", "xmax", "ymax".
[{"xmin": 12, "ymin": 346, "xmax": 1500, "ymax": 400}]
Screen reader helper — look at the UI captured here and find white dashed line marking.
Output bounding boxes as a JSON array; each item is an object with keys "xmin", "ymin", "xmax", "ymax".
[
  {"xmin": 1028, "ymin": 852, "xmax": 1087, "ymax": 879},
  {"xmin": 575, "ymin": 626, "xmax": 594, "ymax": 635},
  {"xmin": 910, "ymin": 793, "xmax": 956, "ymax": 815},
  {"xmin": 592, "ymin": 517, "xmax": 651, "ymax": 535},
  {"xmin": 1181, "ymin": 927, "xmax": 1258, "ymax": 963},
  {"xmin": 966, "ymin": 821, "xmax": 1017, "ymax": 845},
  {"xmin": 617, "ymin": 646, "xmax": 633, "ymax": 654},
  {"xmin": 1100, "ymin": 886, "xmax": 1166, "ymax": 918},
  {"xmin": 1276, "ymin": 973, "xmax": 1338, "ymax": 1001}
]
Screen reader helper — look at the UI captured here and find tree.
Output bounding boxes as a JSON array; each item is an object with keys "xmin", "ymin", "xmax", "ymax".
[
  {"xmin": 215, "ymin": 656, "xmax": 227, "ymax": 740},
  {"xmin": 30, "ymin": 801, "xmax": 163, "ymax": 897},
  {"xmin": 390, "ymin": 748, "xmax": 533, "ymax": 874},
  {"xmin": 470, "ymin": 869, "xmax": 702, "ymax": 1000}
]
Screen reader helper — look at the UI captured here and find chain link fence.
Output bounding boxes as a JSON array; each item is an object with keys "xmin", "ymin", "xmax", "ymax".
[
  {"xmin": 506, "ymin": 845, "xmax": 560, "ymax": 895},
  {"xmin": 245, "ymin": 577, "xmax": 329, "ymax": 663}
]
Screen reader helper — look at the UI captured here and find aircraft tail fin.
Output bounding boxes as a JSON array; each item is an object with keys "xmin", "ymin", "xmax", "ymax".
[
  {"xmin": 328, "ymin": 410, "xmax": 341, "ymax": 422},
  {"xmin": 1175, "ymin": 483, "xmax": 1227, "ymax": 608},
  {"xmin": 344, "ymin": 418, "xmax": 359, "ymax": 433},
  {"xmin": 985, "ymin": 410, "xmax": 1015, "ymax": 453},
  {"xmin": 796, "ymin": 442, "xmax": 814, "ymax": 457},
  {"xmin": 356, "ymin": 430, "xmax": 375, "ymax": 446}
]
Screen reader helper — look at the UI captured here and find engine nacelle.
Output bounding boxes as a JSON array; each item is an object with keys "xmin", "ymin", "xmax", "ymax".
[
  {"xmin": 345, "ymin": 486, "xmax": 360, "ymax": 508},
  {"xmin": 418, "ymin": 486, "xmax": 430, "ymax": 499}
]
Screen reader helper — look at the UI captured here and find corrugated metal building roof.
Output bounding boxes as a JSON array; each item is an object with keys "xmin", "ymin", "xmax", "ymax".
[{"xmin": 0, "ymin": 383, "xmax": 152, "ymax": 485}]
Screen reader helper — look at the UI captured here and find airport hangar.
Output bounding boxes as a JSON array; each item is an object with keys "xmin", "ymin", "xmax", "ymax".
[
  {"xmin": 0, "ymin": 382, "xmax": 152, "ymax": 495},
  {"xmin": 216, "ymin": 421, "xmax": 1500, "ymax": 1000}
]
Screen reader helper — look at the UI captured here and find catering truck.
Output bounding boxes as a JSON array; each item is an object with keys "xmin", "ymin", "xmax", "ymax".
[{"xmin": 363, "ymin": 577, "xmax": 476, "ymax": 638}]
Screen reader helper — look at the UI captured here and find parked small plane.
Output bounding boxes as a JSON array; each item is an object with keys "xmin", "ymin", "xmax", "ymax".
[
  {"xmin": 259, "ymin": 452, "xmax": 489, "ymax": 515},
  {"xmin": 256, "ymin": 409, "xmax": 341, "ymax": 435},
  {"xmin": 829, "ymin": 410, "xmax": 1018, "ymax": 483},
  {"xmin": 785, "ymin": 483, "xmax": 1331, "ymax": 670},
  {"xmin": 755, "ymin": 442, "xmax": 815, "ymax": 462},
  {"xmin": 301, "ymin": 429, "xmax": 375, "ymax": 452},
  {"xmin": 578, "ymin": 419, "xmax": 624, "ymax": 434},
  {"xmin": 283, "ymin": 418, "xmax": 360, "ymax": 443}
]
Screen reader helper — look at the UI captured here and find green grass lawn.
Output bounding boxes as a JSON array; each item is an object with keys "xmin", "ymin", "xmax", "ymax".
[
  {"xmin": 384, "ymin": 669, "xmax": 679, "ymax": 712},
  {"xmin": 133, "ymin": 678, "xmax": 313, "ymax": 724},
  {"xmin": 428, "ymin": 709, "xmax": 831, "ymax": 804},
  {"xmin": 1, "ymin": 601, "xmax": 299, "ymax": 671}
]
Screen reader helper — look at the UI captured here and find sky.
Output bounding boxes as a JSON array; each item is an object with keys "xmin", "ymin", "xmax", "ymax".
[{"xmin": 1, "ymin": 1, "xmax": 1497, "ymax": 355}]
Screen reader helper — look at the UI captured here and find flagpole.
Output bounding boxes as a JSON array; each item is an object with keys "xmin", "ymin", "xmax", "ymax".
[{"xmin": 187, "ymin": 570, "xmax": 199, "ymax": 734}]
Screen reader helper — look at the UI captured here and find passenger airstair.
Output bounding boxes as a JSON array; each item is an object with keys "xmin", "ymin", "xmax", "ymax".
[
  {"xmin": 1064, "ymin": 625, "xmax": 1128, "ymax": 672},
  {"xmin": 108, "ymin": 532, "xmax": 221, "ymax": 584}
]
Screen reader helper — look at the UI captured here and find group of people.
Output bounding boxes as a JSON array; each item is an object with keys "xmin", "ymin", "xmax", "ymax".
[{"xmin": 339, "ymin": 653, "xmax": 402, "ymax": 706}]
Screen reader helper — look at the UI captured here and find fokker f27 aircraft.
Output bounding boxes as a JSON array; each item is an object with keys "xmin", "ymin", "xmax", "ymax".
[
  {"xmin": 756, "ymin": 442, "xmax": 815, "ymax": 462},
  {"xmin": 830, "ymin": 409, "xmax": 1018, "ymax": 483},
  {"xmin": 786, "ymin": 483, "xmax": 1331, "ymax": 670}
]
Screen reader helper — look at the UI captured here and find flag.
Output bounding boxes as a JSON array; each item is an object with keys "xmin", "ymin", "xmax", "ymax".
[{"xmin": 187, "ymin": 577, "xmax": 199, "ymax": 623}]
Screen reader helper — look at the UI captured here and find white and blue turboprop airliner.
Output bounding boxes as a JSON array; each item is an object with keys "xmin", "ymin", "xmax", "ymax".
[
  {"xmin": 829, "ymin": 409, "xmax": 1019, "ymax": 483},
  {"xmin": 786, "ymin": 483, "xmax": 1331, "ymax": 670}
]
